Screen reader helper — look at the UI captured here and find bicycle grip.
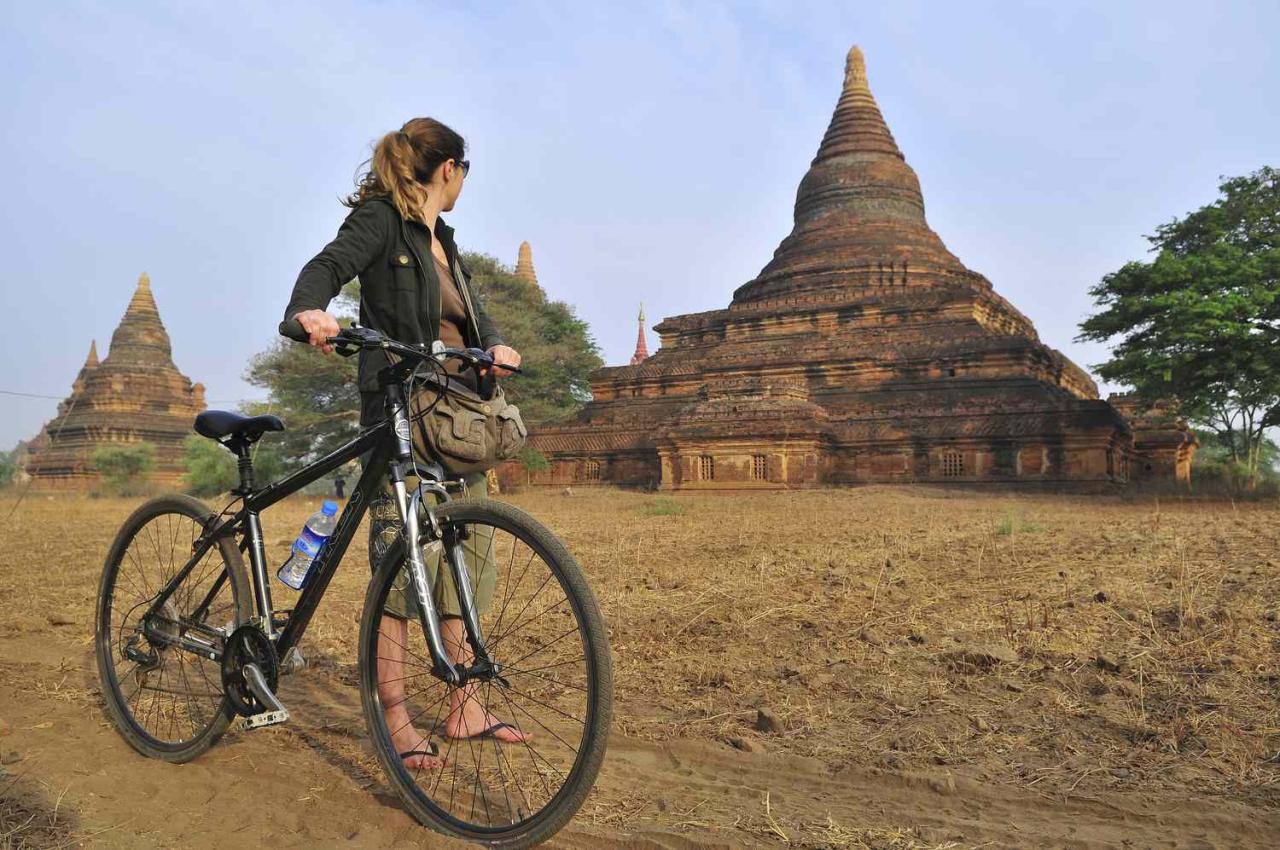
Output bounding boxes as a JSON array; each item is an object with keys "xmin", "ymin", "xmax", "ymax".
[{"xmin": 279, "ymin": 316, "xmax": 310, "ymax": 343}]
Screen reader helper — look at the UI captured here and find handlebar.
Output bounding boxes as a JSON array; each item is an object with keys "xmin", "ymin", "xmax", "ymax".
[{"xmin": 278, "ymin": 318, "xmax": 522, "ymax": 376}]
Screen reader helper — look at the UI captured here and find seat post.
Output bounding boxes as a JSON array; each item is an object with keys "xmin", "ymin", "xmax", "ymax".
[{"xmin": 233, "ymin": 441, "xmax": 255, "ymax": 495}]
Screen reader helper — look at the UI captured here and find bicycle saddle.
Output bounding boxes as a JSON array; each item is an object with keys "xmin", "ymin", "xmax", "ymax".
[{"xmin": 194, "ymin": 410, "xmax": 286, "ymax": 442}]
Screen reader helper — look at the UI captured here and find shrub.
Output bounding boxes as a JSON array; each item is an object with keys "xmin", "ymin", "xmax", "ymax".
[
  {"xmin": 184, "ymin": 434, "xmax": 288, "ymax": 497},
  {"xmin": 641, "ymin": 496, "xmax": 686, "ymax": 517},
  {"xmin": 183, "ymin": 435, "xmax": 238, "ymax": 496},
  {"xmin": 91, "ymin": 442, "xmax": 155, "ymax": 496},
  {"xmin": 995, "ymin": 510, "xmax": 1041, "ymax": 535}
]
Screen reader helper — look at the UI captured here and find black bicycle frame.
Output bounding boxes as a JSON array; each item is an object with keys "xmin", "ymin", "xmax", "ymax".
[{"xmin": 141, "ymin": 376, "xmax": 491, "ymax": 686}]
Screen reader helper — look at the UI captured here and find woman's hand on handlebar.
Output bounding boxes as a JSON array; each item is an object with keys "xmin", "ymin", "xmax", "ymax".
[
  {"xmin": 294, "ymin": 310, "xmax": 341, "ymax": 354},
  {"xmin": 484, "ymin": 344, "xmax": 522, "ymax": 377}
]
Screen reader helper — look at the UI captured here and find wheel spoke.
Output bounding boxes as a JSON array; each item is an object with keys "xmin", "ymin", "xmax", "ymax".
[
  {"xmin": 100, "ymin": 502, "xmax": 244, "ymax": 752},
  {"xmin": 361, "ymin": 501, "xmax": 608, "ymax": 839}
]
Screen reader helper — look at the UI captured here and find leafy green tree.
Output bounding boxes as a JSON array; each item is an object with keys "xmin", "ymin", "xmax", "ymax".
[
  {"xmin": 516, "ymin": 445, "xmax": 550, "ymax": 486},
  {"xmin": 0, "ymin": 446, "xmax": 17, "ymax": 487},
  {"xmin": 1078, "ymin": 167, "xmax": 1280, "ymax": 488},
  {"xmin": 462, "ymin": 252, "xmax": 603, "ymax": 424},
  {"xmin": 92, "ymin": 442, "xmax": 155, "ymax": 496}
]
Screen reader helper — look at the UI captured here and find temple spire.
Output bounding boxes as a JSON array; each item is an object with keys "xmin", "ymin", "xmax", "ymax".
[
  {"xmin": 515, "ymin": 241, "xmax": 539, "ymax": 287},
  {"xmin": 71, "ymin": 339, "xmax": 99, "ymax": 395},
  {"xmin": 629, "ymin": 302, "xmax": 649, "ymax": 365},
  {"xmin": 844, "ymin": 45, "xmax": 868, "ymax": 92},
  {"xmin": 731, "ymin": 44, "xmax": 961, "ymax": 305},
  {"xmin": 103, "ymin": 272, "xmax": 176, "ymax": 368}
]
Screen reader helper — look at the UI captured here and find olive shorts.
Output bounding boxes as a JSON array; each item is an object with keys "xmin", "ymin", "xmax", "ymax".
[{"xmin": 366, "ymin": 466, "xmax": 496, "ymax": 621}]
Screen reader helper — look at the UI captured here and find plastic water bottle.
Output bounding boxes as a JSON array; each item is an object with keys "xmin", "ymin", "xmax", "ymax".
[{"xmin": 276, "ymin": 500, "xmax": 338, "ymax": 590}]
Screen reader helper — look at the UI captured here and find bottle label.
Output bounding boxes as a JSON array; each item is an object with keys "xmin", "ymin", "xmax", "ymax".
[{"xmin": 294, "ymin": 525, "xmax": 328, "ymax": 558}]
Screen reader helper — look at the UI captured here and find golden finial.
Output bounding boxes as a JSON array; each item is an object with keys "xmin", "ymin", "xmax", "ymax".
[{"xmin": 844, "ymin": 45, "xmax": 868, "ymax": 92}]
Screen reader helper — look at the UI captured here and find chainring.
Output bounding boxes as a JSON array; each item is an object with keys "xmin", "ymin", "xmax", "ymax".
[{"xmin": 220, "ymin": 625, "xmax": 279, "ymax": 717}]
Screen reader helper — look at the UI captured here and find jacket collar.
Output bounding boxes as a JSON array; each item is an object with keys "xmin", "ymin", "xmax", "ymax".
[{"xmin": 369, "ymin": 196, "xmax": 458, "ymax": 255}]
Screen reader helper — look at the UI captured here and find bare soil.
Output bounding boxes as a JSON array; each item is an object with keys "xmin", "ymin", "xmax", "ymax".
[{"xmin": 1, "ymin": 486, "xmax": 1277, "ymax": 849}]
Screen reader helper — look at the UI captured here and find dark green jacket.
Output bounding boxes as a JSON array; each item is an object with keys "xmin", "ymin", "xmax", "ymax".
[{"xmin": 283, "ymin": 197, "xmax": 505, "ymax": 425}]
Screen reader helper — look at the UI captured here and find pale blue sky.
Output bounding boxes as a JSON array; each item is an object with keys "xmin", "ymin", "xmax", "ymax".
[{"xmin": 2, "ymin": 1, "xmax": 1277, "ymax": 448}]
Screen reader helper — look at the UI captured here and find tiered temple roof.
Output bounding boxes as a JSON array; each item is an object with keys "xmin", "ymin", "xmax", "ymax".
[
  {"xmin": 500, "ymin": 46, "xmax": 1195, "ymax": 490},
  {"xmin": 23, "ymin": 273, "xmax": 206, "ymax": 489}
]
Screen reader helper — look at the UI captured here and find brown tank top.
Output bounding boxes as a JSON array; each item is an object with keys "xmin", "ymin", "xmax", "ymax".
[{"xmin": 433, "ymin": 255, "xmax": 476, "ymax": 388}]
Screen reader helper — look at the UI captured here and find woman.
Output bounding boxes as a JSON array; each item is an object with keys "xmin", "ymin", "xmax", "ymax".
[{"xmin": 282, "ymin": 117, "xmax": 527, "ymax": 768}]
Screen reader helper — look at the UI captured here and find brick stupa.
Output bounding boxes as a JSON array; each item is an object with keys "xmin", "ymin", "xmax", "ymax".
[
  {"xmin": 515, "ymin": 241, "xmax": 539, "ymax": 288},
  {"xmin": 505, "ymin": 46, "xmax": 1195, "ymax": 489},
  {"xmin": 24, "ymin": 273, "xmax": 206, "ymax": 489}
]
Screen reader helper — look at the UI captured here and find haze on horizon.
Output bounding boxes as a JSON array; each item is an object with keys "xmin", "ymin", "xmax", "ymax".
[{"xmin": 1, "ymin": 1, "xmax": 1276, "ymax": 449}]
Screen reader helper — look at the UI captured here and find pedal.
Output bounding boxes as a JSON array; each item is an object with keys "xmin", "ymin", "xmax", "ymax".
[
  {"xmin": 242, "ymin": 661, "xmax": 289, "ymax": 721},
  {"xmin": 279, "ymin": 646, "xmax": 307, "ymax": 676},
  {"xmin": 243, "ymin": 709, "xmax": 290, "ymax": 729}
]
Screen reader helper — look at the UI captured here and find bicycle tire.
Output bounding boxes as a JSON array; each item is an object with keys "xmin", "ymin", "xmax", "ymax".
[
  {"xmin": 95, "ymin": 493, "xmax": 251, "ymax": 762},
  {"xmin": 358, "ymin": 497, "xmax": 613, "ymax": 849}
]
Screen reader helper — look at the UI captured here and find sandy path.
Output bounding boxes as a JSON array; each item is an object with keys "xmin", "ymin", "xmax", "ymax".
[{"xmin": 2, "ymin": 627, "xmax": 1274, "ymax": 849}]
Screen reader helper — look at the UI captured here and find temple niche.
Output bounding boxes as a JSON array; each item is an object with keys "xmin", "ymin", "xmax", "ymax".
[
  {"xmin": 23, "ymin": 273, "xmax": 206, "ymax": 490},
  {"xmin": 498, "ymin": 46, "xmax": 1196, "ymax": 490}
]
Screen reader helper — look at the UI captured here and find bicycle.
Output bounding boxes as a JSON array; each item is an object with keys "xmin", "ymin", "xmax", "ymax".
[{"xmin": 94, "ymin": 322, "xmax": 613, "ymax": 848}]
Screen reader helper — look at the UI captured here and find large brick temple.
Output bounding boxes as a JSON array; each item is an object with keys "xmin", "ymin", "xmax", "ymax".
[
  {"xmin": 505, "ymin": 46, "xmax": 1197, "ymax": 490},
  {"xmin": 23, "ymin": 273, "xmax": 206, "ymax": 489}
]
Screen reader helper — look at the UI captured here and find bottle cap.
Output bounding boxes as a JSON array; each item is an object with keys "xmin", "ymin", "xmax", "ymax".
[{"xmin": 321, "ymin": 500, "xmax": 339, "ymax": 516}]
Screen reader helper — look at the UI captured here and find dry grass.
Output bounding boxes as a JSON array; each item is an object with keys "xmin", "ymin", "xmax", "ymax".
[
  {"xmin": 1, "ymin": 485, "xmax": 1278, "ymax": 846},
  {"xmin": 0, "ymin": 772, "xmax": 78, "ymax": 850}
]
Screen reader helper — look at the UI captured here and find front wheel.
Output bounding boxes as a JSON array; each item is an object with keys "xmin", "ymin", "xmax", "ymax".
[{"xmin": 358, "ymin": 497, "xmax": 613, "ymax": 849}]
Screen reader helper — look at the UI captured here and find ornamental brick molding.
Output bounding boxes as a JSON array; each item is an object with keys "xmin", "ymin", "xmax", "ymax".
[
  {"xmin": 496, "ymin": 46, "xmax": 1196, "ymax": 490},
  {"xmin": 23, "ymin": 273, "xmax": 206, "ymax": 490}
]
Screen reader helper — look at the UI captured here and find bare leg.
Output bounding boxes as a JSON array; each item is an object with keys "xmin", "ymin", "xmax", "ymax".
[
  {"xmin": 377, "ymin": 614, "xmax": 446, "ymax": 768},
  {"xmin": 440, "ymin": 616, "xmax": 530, "ymax": 743}
]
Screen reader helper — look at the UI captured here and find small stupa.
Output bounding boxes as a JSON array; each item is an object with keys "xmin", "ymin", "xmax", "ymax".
[
  {"xmin": 515, "ymin": 241, "xmax": 539, "ymax": 288},
  {"xmin": 629, "ymin": 304, "xmax": 650, "ymax": 366},
  {"xmin": 24, "ymin": 273, "xmax": 206, "ymax": 489}
]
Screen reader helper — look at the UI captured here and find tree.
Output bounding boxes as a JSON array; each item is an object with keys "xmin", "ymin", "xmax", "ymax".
[
  {"xmin": 1192, "ymin": 427, "xmax": 1280, "ymax": 491},
  {"xmin": 1078, "ymin": 167, "xmax": 1280, "ymax": 488},
  {"xmin": 92, "ymin": 442, "xmax": 156, "ymax": 496},
  {"xmin": 516, "ymin": 445, "xmax": 550, "ymax": 486},
  {"xmin": 0, "ymin": 446, "xmax": 16, "ymax": 487},
  {"xmin": 462, "ymin": 252, "xmax": 603, "ymax": 425}
]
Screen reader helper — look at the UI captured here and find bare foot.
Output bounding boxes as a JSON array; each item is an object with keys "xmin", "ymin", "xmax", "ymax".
[
  {"xmin": 442, "ymin": 685, "xmax": 531, "ymax": 744},
  {"xmin": 386, "ymin": 708, "xmax": 447, "ymax": 769}
]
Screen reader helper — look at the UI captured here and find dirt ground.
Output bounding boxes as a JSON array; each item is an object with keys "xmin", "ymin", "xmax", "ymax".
[{"xmin": 1, "ymin": 485, "xmax": 1278, "ymax": 849}]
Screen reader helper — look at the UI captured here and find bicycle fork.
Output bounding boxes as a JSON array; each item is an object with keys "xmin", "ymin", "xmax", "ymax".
[{"xmin": 392, "ymin": 479, "xmax": 501, "ymax": 688}]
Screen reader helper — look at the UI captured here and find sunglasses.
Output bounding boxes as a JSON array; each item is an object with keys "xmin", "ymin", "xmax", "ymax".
[{"xmin": 456, "ymin": 159, "xmax": 470, "ymax": 177}]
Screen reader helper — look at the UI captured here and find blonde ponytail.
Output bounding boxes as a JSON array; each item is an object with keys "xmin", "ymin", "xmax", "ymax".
[{"xmin": 345, "ymin": 117, "xmax": 466, "ymax": 221}]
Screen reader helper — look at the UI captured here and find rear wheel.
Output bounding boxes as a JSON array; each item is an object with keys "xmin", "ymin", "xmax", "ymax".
[
  {"xmin": 358, "ymin": 497, "xmax": 613, "ymax": 848},
  {"xmin": 95, "ymin": 494, "xmax": 251, "ymax": 762}
]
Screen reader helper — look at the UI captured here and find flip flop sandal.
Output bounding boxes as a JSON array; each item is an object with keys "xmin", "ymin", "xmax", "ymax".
[
  {"xmin": 450, "ymin": 721, "xmax": 524, "ymax": 741},
  {"xmin": 399, "ymin": 741, "xmax": 441, "ymax": 761}
]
